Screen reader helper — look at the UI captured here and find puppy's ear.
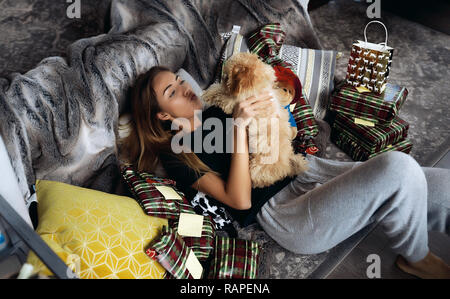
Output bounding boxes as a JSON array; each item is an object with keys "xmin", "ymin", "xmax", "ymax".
[{"xmin": 229, "ymin": 65, "xmax": 254, "ymax": 96}]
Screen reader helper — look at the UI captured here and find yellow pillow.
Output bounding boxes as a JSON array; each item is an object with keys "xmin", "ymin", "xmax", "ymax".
[{"xmin": 27, "ymin": 180, "xmax": 168, "ymax": 279}]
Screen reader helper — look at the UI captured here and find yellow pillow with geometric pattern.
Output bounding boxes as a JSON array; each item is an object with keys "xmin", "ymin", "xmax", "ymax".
[{"xmin": 27, "ymin": 180, "xmax": 168, "ymax": 279}]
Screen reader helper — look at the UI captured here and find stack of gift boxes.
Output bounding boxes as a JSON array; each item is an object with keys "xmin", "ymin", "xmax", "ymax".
[{"xmin": 329, "ymin": 83, "xmax": 412, "ymax": 161}]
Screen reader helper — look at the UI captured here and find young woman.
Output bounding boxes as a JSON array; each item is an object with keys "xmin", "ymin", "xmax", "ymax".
[{"xmin": 120, "ymin": 66, "xmax": 450, "ymax": 279}]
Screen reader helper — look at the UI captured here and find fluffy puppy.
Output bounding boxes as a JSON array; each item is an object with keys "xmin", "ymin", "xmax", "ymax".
[{"xmin": 202, "ymin": 52, "xmax": 308, "ymax": 188}]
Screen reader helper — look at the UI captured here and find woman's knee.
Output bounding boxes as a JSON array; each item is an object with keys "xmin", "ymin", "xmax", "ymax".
[
  {"xmin": 377, "ymin": 151, "xmax": 425, "ymax": 183},
  {"xmin": 376, "ymin": 151, "xmax": 427, "ymax": 204}
]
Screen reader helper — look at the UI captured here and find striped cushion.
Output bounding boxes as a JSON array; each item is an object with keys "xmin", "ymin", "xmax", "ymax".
[
  {"xmin": 214, "ymin": 30, "xmax": 249, "ymax": 83},
  {"xmin": 121, "ymin": 166, "xmax": 196, "ymax": 220},
  {"xmin": 208, "ymin": 236, "xmax": 260, "ymax": 279},
  {"xmin": 278, "ymin": 45, "xmax": 338, "ymax": 120}
]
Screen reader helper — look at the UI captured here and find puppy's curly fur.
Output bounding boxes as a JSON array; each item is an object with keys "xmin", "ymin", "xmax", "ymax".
[{"xmin": 203, "ymin": 52, "xmax": 308, "ymax": 188}]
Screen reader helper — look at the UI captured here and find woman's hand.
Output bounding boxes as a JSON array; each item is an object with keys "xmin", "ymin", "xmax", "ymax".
[{"xmin": 232, "ymin": 91, "xmax": 276, "ymax": 128}]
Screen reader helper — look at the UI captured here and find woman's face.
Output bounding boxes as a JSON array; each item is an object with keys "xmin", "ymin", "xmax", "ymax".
[{"xmin": 153, "ymin": 71, "xmax": 203, "ymax": 121}]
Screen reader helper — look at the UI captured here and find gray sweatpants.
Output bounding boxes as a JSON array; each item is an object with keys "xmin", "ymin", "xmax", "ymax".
[{"xmin": 256, "ymin": 151, "xmax": 450, "ymax": 263}]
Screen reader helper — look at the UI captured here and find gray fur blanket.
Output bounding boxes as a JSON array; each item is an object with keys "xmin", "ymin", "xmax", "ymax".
[{"xmin": 0, "ymin": 0, "xmax": 327, "ymax": 204}]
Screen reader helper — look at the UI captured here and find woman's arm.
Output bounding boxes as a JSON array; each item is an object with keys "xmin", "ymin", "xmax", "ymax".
[
  {"xmin": 192, "ymin": 125, "xmax": 250, "ymax": 210},
  {"xmin": 190, "ymin": 92, "xmax": 275, "ymax": 210}
]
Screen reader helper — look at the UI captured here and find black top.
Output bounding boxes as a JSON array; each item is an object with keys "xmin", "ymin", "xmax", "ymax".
[{"xmin": 159, "ymin": 106, "xmax": 295, "ymax": 227}]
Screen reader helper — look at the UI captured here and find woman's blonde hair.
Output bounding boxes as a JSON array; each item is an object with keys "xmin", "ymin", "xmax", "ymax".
[{"xmin": 118, "ymin": 66, "xmax": 214, "ymax": 178}]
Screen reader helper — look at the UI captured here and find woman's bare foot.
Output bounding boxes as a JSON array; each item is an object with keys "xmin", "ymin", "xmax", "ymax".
[{"xmin": 396, "ymin": 252, "xmax": 450, "ymax": 279}]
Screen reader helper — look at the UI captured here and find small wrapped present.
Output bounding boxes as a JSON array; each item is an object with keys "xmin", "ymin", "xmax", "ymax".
[
  {"xmin": 146, "ymin": 226, "xmax": 203, "ymax": 279},
  {"xmin": 208, "ymin": 236, "xmax": 261, "ymax": 279},
  {"xmin": 169, "ymin": 215, "xmax": 216, "ymax": 261},
  {"xmin": 247, "ymin": 23, "xmax": 293, "ymax": 70},
  {"xmin": 121, "ymin": 166, "xmax": 196, "ymax": 220},
  {"xmin": 330, "ymin": 82, "xmax": 408, "ymax": 126},
  {"xmin": 331, "ymin": 124, "xmax": 413, "ymax": 161},
  {"xmin": 332, "ymin": 112, "xmax": 410, "ymax": 154}
]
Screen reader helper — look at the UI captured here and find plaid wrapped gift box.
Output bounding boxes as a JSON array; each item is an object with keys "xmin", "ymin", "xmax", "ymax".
[
  {"xmin": 169, "ymin": 215, "xmax": 216, "ymax": 261},
  {"xmin": 146, "ymin": 226, "xmax": 195, "ymax": 279},
  {"xmin": 332, "ymin": 112, "xmax": 410, "ymax": 154},
  {"xmin": 332, "ymin": 131, "xmax": 413, "ymax": 161},
  {"xmin": 330, "ymin": 83, "xmax": 408, "ymax": 126},
  {"xmin": 208, "ymin": 236, "xmax": 261, "ymax": 279},
  {"xmin": 121, "ymin": 166, "xmax": 196, "ymax": 220}
]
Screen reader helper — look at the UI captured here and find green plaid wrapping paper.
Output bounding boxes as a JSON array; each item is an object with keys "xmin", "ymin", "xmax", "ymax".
[
  {"xmin": 331, "ymin": 129, "xmax": 413, "ymax": 161},
  {"xmin": 169, "ymin": 216, "xmax": 216, "ymax": 261},
  {"xmin": 332, "ymin": 112, "xmax": 409, "ymax": 154},
  {"xmin": 330, "ymin": 83, "xmax": 408, "ymax": 125},
  {"xmin": 368, "ymin": 138, "xmax": 413, "ymax": 159},
  {"xmin": 247, "ymin": 23, "xmax": 293, "ymax": 70},
  {"xmin": 146, "ymin": 226, "xmax": 195, "ymax": 279},
  {"xmin": 121, "ymin": 166, "xmax": 196, "ymax": 220},
  {"xmin": 291, "ymin": 99, "xmax": 320, "ymax": 154},
  {"xmin": 247, "ymin": 23, "xmax": 320, "ymax": 155},
  {"xmin": 208, "ymin": 236, "xmax": 260, "ymax": 279}
]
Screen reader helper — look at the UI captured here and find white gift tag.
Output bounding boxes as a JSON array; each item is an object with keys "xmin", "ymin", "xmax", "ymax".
[
  {"xmin": 177, "ymin": 213, "xmax": 204, "ymax": 238},
  {"xmin": 155, "ymin": 186, "xmax": 183, "ymax": 200},
  {"xmin": 185, "ymin": 250, "xmax": 203, "ymax": 279},
  {"xmin": 354, "ymin": 117, "xmax": 375, "ymax": 127}
]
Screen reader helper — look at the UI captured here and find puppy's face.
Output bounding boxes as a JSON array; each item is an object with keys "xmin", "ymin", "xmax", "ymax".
[{"xmin": 223, "ymin": 53, "xmax": 276, "ymax": 99}]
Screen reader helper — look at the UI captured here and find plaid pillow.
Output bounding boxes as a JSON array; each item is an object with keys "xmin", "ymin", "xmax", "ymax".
[
  {"xmin": 146, "ymin": 226, "xmax": 195, "ymax": 279},
  {"xmin": 208, "ymin": 236, "xmax": 261, "ymax": 279},
  {"xmin": 121, "ymin": 166, "xmax": 196, "ymax": 220},
  {"xmin": 169, "ymin": 215, "xmax": 216, "ymax": 261}
]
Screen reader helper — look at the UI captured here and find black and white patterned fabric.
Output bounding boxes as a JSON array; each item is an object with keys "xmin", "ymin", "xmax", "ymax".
[{"xmin": 191, "ymin": 191, "xmax": 234, "ymax": 231}]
